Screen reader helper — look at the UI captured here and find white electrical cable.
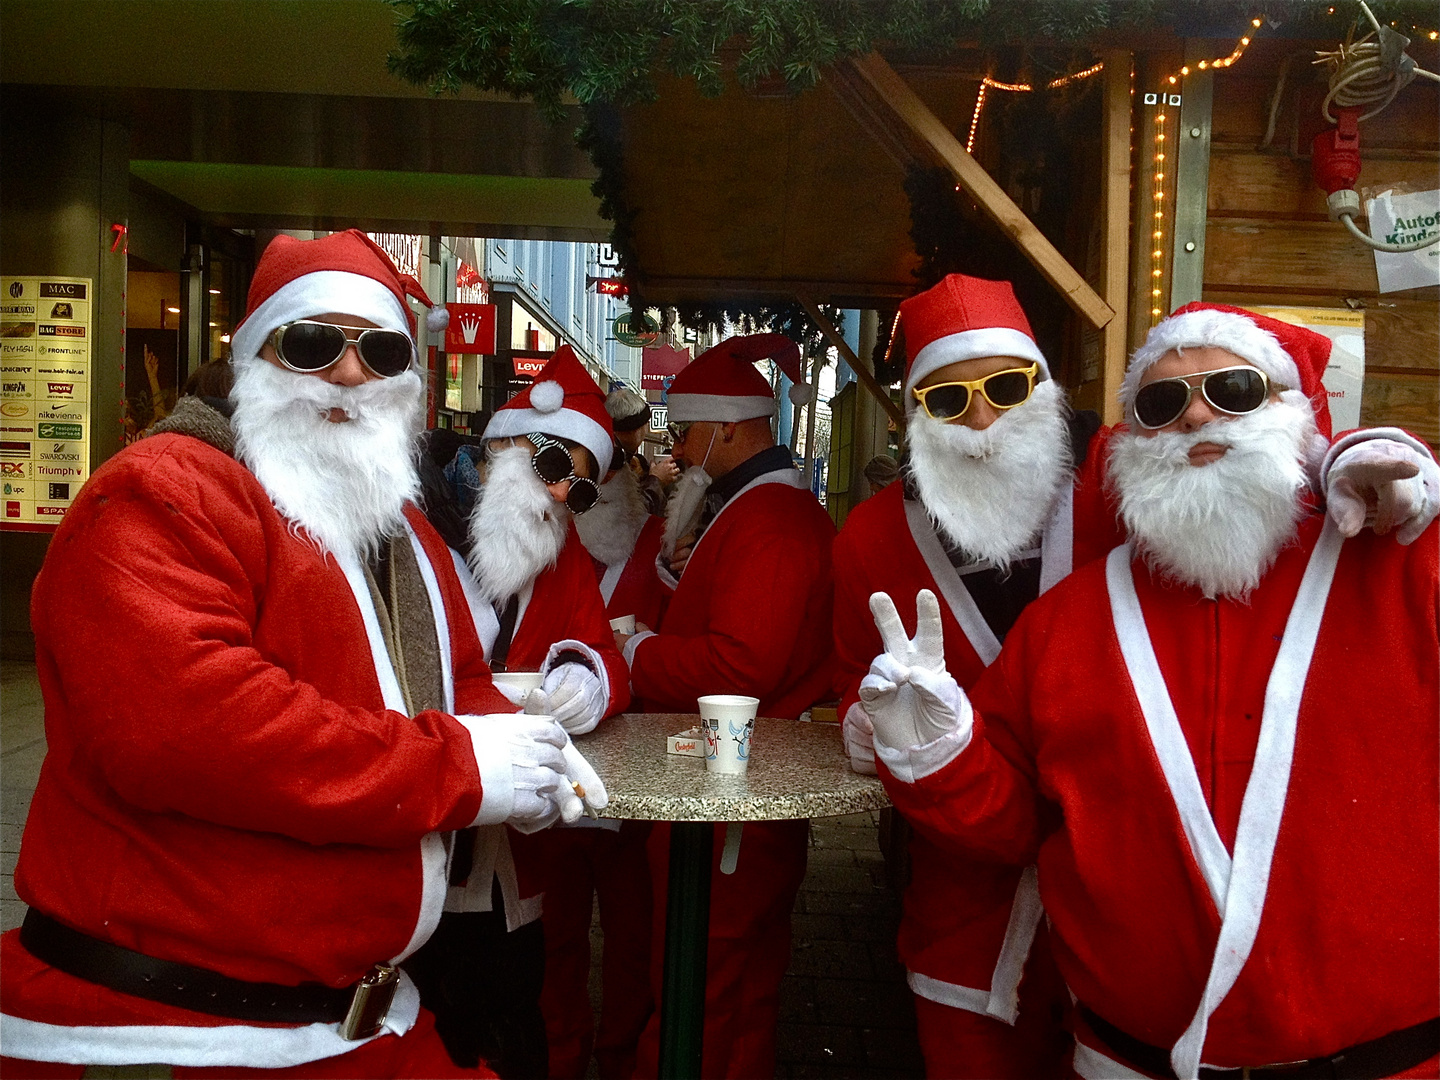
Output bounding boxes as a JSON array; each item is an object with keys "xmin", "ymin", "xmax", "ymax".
[{"xmin": 1315, "ymin": 0, "xmax": 1439, "ymax": 253}]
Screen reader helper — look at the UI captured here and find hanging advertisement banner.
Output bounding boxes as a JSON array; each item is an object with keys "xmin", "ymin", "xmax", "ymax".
[
  {"xmin": 445, "ymin": 303, "xmax": 498, "ymax": 354},
  {"xmin": 1, "ymin": 275, "xmax": 92, "ymax": 531},
  {"xmin": 640, "ymin": 341, "xmax": 691, "ymax": 390}
]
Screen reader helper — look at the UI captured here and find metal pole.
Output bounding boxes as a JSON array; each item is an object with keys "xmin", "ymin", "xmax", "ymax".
[{"xmin": 658, "ymin": 821, "xmax": 714, "ymax": 1079}]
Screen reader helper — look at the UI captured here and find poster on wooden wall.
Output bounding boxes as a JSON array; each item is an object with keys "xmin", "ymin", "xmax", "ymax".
[
  {"xmin": 1365, "ymin": 189, "xmax": 1440, "ymax": 294},
  {"xmin": 1249, "ymin": 306, "xmax": 1365, "ymax": 432}
]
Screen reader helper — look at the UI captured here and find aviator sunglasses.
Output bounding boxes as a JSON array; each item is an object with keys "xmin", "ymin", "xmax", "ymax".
[
  {"xmin": 527, "ymin": 433, "xmax": 600, "ymax": 515},
  {"xmin": 1133, "ymin": 365, "xmax": 1274, "ymax": 430},
  {"xmin": 269, "ymin": 320, "xmax": 415, "ymax": 379},
  {"xmin": 911, "ymin": 362, "xmax": 1039, "ymax": 422}
]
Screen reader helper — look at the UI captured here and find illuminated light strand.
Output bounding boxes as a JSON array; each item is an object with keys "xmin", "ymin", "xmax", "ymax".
[
  {"xmin": 1150, "ymin": 16, "xmax": 1264, "ymax": 324},
  {"xmin": 966, "ymin": 81, "xmax": 988, "ymax": 153},
  {"xmin": 966, "ymin": 62, "xmax": 1106, "ymax": 154}
]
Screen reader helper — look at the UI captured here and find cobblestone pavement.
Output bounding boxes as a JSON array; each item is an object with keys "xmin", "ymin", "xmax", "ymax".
[{"xmin": 1, "ymin": 661, "xmax": 923, "ymax": 1078}]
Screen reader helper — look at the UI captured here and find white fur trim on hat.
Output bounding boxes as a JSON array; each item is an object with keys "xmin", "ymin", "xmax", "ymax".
[
  {"xmin": 905, "ymin": 327, "xmax": 1049, "ymax": 397},
  {"xmin": 230, "ymin": 271, "xmax": 414, "ymax": 368},
  {"xmin": 789, "ymin": 383, "xmax": 815, "ymax": 407},
  {"xmin": 1121, "ymin": 308, "xmax": 1301, "ymax": 419},
  {"xmin": 530, "ymin": 380, "xmax": 564, "ymax": 414},
  {"xmin": 426, "ymin": 306, "xmax": 450, "ymax": 332},
  {"xmin": 666, "ymin": 393, "xmax": 776, "ymax": 423},
  {"xmin": 483, "ymin": 406, "xmax": 613, "ymax": 480}
]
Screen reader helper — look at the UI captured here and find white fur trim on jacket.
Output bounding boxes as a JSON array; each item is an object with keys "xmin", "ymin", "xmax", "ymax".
[
  {"xmin": 622, "ymin": 629, "xmax": 656, "ymax": 669},
  {"xmin": 230, "ymin": 271, "xmax": 414, "ymax": 368},
  {"xmin": 905, "ymin": 327, "xmax": 1049, "ymax": 397},
  {"xmin": 483, "ymin": 406, "xmax": 614, "ymax": 483},
  {"xmin": 665, "ymin": 393, "xmax": 777, "ymax": 423},
  {"xmin": 0, "ymin": 978, "xmax": 420, "ymax": 1069},
  {"xmin": 1120, "ymin": 308, "xmax": 1300, "ymax": 421}
]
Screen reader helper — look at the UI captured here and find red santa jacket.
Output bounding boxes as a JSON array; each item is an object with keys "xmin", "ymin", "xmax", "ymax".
[
  {"xmin": 831, "ymin": 425, "xmax": 1121, "ymax": 1015},
  {"xmin": 631, "ymin": 471, "xmax": 835, "ymax": 721},
  {"xmin": 446, "ymin": 524, "xmax": 630, "ymax": 921},
  {"xmin": 592, "ymin": 514, "xmax": 668, "ymax": 631},
  {"xmin": 884, "ymin": 512, "xmax": 1439, "ymax": 1072},
  {"xmin": 1, "ymin": 433, "xmax": 513, "ymax": 1069}
]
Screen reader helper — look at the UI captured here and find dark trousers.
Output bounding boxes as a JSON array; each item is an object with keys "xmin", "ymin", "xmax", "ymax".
[{"xmin": 404, "ymin": 906, "xmax": 548, "ymax": 1080}]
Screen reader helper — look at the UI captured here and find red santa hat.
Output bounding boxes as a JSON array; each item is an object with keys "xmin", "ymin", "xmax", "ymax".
[
  {"xmin": 898, "ymin": 274, "xmax": 1050, "ymax": 403},
  {"xmin": 1122, "ymin": 302, "xmax": 1333, "ymax": 438},
  {"xmin": 483, "ymin": 344, "xmax": 615, "ymax": 474},
  {"xmin": 666, "ymin": 333, "xmax": 812, "ymax": 422},
  {"xmin": 230, "ymin": 229, "xmax": 447, "ymax": 366}
]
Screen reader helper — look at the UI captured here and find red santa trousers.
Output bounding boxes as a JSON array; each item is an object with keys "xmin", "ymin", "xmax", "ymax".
[
  {"xmin": 528, "ymin": 821, "xmax": 655, "ymax": 1080},
  {"xmin": 0, "ymin": 1008, "xmax": 497, "ymax": 1079},
  {"xmin": 912, "ymin": 922, "xmax": 1072, "ymax": 1080},
  {"xmin": 632, "ymin": 819, "xmax": 810, "ymax": 1080}
]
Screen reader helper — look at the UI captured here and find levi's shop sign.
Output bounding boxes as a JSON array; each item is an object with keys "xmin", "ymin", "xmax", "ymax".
[
  {"xmin": 444, "ymin": 303, "xmax": 497, "ymax": 354},
  {"xmin": 512, "ymin": 352, "xmax": 550, "ymax": 379}
]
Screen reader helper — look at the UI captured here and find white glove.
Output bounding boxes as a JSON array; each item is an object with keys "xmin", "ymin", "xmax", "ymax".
[
  {"xmin": 860, "ymin": 590, "xmax": 970, "ymax": 751},
  {"xmin": 491, "ymin": 679, "xmax": 530, "ymax": 707},
  {"xmin": 540, "ymin": 662, "xmax": 608, "ymax": 735},
  {"xmin": 842, "ymin": 702, "xmax": 878, "ymax": 775},
  {"xmin": 1326, "ymin": 438, "xmax": 1439, "ymax": 545},
  {"xmin": 556, "ymin": 738, "xmax": 609, "ymax": 823},
  {"xmin": 487, "ymin": 714, "xmax": 572, "ymax": 834}
]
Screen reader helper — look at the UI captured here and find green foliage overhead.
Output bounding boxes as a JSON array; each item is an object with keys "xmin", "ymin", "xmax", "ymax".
[{"xmin": 388, "ymin": 0, "xmax": 1438, "ymax": 119}]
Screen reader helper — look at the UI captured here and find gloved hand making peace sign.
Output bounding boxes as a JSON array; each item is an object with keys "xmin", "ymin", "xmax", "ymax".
[{"xmin": 860, "ymin": 590, "xmax": 972, "ymax": 768}]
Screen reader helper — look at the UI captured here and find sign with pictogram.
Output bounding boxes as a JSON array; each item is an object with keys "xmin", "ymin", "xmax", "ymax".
[{"xmin": 444, "ymin": 303, "xmax": 497, "ymax": 354}]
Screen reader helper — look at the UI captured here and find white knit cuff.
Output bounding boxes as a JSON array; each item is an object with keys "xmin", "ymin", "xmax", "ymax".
[
  {"xmin": 622, "ymin": 630, "xmax": 656, "ymax": 669},
  {"xmin": 874, "ymin": 698, "xmax": 974, "ymax": 784},
  {"xmin": 456, "ymin": 715, "xmax": 516, "ymax": 826}
]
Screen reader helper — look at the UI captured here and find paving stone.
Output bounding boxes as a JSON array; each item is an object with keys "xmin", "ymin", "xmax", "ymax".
[
  {"xmin": 787, "ymin": 938, "xmax": 874, "ymax": 980},
  {"xmin": 2, "ymin": 898, "xmax": 27, "ymax": 932},
  {"xmin": 2, "ymin": 821, "xmax": 24, "ymax": 853},
  {"xmin": 863, "ymin": 1022, "xmax": 927, "ymax": 1073},
  {"xmin": 800, "ymin": 864, "xmax": 885, "ymax": 894},
  {"xmin": 800, "ymin": 890, "xmax": 897, "ymax": 917},
  {"xmin": 791, "ymin": 911, "xmax": 848, "ymax": 943},
  {"xmin": 806, "ymin": 845, "xmax": 859, "ymax": 867},
  {"xmin": 774, "ymin": 1021, "xmax": 866, "ymax": 1067}
]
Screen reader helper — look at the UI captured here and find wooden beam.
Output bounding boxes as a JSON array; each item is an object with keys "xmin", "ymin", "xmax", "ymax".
[
  {"xmin": 642, "ymin": 276, "xmax": 913, "ymax": 304},
  {"xmin": 797, "ymin": 295, "xmax": 906, "ymax": 434},
  {"xmin": 1100, "ymin": 50, "xmax": 1134, "ymax": 426},
  {"xmin": 848, "ymin": 51, "xmax": 1116, "ymax": 331}
]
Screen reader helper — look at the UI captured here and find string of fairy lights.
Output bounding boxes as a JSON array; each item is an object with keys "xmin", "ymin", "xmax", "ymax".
[{"xmin": 961, "ymin": 10, "xmax": 1437, "ymax": 327}]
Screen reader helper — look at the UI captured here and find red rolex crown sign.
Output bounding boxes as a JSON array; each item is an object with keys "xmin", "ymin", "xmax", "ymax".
[{"xmin": 445, "ymin": 303, "xmax": 497, "ymax": 354}]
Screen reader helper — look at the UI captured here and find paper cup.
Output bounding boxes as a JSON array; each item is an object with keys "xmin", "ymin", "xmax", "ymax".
[
  {"xmin": 698, "ymin": 694, "xmax": 759, "ymax": 776},
  {"xmin": 492, "ymin": 671, "xmax": 544, "ymax": 695},
  {"xmin": 609, "ymin": 614, "xmax": 636, "ymax": 635}
]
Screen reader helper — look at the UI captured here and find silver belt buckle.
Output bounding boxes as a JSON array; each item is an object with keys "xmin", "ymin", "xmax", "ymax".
[{"xmin": 339, "ymin": 964, "xmax": 399, "ymax": 1041}]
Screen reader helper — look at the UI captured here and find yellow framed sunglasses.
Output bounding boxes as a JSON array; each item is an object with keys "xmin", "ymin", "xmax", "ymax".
[{"xmin": 911, "ymin": 363, "xmax": 1039, "ymax": 422}]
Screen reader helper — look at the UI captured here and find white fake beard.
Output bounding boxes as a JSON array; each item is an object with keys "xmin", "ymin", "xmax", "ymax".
[
  {"xmin": 906, "ymin": 379, "xmax": 1071, "ymax": 568},
  {"xmin": 467, "ymin": 446, "xmax": 570, "ymax": 605},
  {"xmin": 661, "ymin": 465, "xmax": 712, "ymax": 559},
  {"xmin": 575, "ymin": 464, "xmax": 649, "ymax": 566},
  {"xmin": 230, "ymin": 359, "xmax": 423, "ymax": 561},
  {"xmin": 1107, "ymin": 394, "xmax": 1314, "ymax": 600}
]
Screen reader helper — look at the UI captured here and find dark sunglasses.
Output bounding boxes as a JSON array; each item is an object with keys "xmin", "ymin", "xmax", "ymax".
[
  {"xmin": 269, "ymin": 320, "xmax": 414, "ymax": 379},
  {"xmin": 1133, "ymin": 365, "xmax": 1274, "ymax": 430},
  {"xmin": 528, "ymin": 433, "xmax": 599, "ymax": 515},
  {"xmin": 666, "ymin": 420, "xmax": 694, "ymax": 444},
  {"xmin": 911, "ymin": 363, "xmax": 1039, "ymax": 422}
]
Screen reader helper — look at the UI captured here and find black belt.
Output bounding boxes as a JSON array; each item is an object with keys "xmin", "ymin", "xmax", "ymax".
[
  {"xmin": 21, "ymin": 908, "xmax": 398, "ymax": 1039},
  {"xmin": 1080, "ymin": 1006, "xmax": 1439, "ymax": 1079}
]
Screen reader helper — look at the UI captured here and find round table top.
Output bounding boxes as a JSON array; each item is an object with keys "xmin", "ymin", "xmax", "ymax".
[{"xmin": 573, "ymin": 712, "xmax": 889, "ymax": 822}]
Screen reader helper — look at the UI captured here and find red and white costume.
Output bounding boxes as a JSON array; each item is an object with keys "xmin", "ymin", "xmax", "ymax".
[
  {"xmin": 885, "ymin": 512, "xmax": 1439, "ymax": 1077},
  {"xmin": 0, "ymin": 434, "xmax": 513, "ymax": 1073},
  {"xmin": 833, "ymin": 442, "xmax": 1120, "ymax": 1077},
  {"xmin": 626, "ymin": 334, "xmax": 835, "ymax": 1080},
  {"xmin": 593, "ymin": 513, "xmax": 667, "ymax": 631}
]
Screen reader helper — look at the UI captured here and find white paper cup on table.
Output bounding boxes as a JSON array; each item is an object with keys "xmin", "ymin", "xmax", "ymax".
[
  {"xmin": 609, "ymin": 615, "xmax": 636, "ymax": 635},
  {"xmin": 698, "ymin": 695, "xmax": 759, "ymax": 776},
  {"xmin": 492, "ymin": 671, "xmax": 544, "ymax": 703}
]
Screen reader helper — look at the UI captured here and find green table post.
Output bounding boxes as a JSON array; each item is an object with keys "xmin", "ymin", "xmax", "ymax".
[{"xmin": 658, "ymin": 820, "xmax": 713, "ymax": 1079}]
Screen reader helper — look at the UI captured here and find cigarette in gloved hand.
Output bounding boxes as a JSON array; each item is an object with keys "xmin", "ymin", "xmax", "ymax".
[{"xmin": 572, "ymin": 781, "xmax": 599, "ymax": 819}]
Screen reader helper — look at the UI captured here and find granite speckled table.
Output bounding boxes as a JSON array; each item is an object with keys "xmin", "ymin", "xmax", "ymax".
[{"xmin": 573, "ymin": 713, "xmax": 889, "ymax": 1079}]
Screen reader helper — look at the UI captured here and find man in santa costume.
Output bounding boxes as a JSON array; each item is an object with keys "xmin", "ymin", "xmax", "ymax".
[
  {"xmin": 618, "ymin": 333, "xmax": 836, "ymax": 1080},
  {"xmin": 834, "ymin": 275, "xmax": 1440, "ymax": 1079},
  {"xmin": 515, "ymin": 389, "xmax": 669, "ymax": 1080},
  {"xmin": 0, "ymin": 230, "xmax": 598, "ymax": 1079},
  {"xmin": 864, "ymin": 304, "xmax": 1439, "ymax": 1079},
  {"xmin": 410, "ymin": 345, "xmax": 634, "ymax": 1078}
]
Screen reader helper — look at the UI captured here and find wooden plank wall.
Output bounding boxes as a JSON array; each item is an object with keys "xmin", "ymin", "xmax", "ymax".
[{"xmin": 1202, "ymin": 38, "xmax": 1439, "ymax": 449}]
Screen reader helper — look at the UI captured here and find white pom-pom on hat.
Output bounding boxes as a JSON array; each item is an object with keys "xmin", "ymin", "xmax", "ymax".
[
  {"xmin": 531, "ymin": 380, "xmax": 565, "ymax": 414},
  {"xmin": 789, "ymin": 383, "xmax": 815, "ymax": 407},
  {"xmin": 426, "ymin": 305, "xmax": 450, "ymax": 332}
]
